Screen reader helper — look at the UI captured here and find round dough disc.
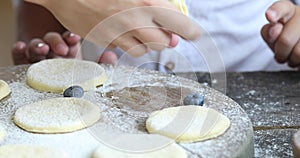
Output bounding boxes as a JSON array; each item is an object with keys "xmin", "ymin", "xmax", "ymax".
[
  {"xmin": 92, "ymin": 134, "xmax": 187, "ymax": 158},
  {"xmin": 146, "ymin": 106, "xmax": 230, "ymax": 143},
  {"xmin": 0, "ymin": 126, "xmax": 5, "ymax": 142},
  {"xmin": 26, "ymin": 59, "xmax": 107, "ymax": 93},
  {"xmin": 0, "ymin": 144, "xmax": 68, "ymax": 158},
  {"xmin": 13, "ymin": 98, "xmax": 101, "ymax": 133},
  {"xmin": 0, "ymin": 80, "xmax": 10, "ymax": 101}
]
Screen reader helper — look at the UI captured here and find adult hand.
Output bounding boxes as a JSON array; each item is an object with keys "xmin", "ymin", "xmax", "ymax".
[
  {"xmin": 25, "ymin": 0, "xmax": 200, "ymax": 57},
  {"xmin": 261, "ymin": 0, "xmax": 300, "ymax": 68}
]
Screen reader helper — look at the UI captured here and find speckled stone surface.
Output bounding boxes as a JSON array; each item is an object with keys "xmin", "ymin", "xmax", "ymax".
[
  {"xmin": 255, "ymin": 129, "xmax": 297, "ymax": 157},
  {"xmin": 178, "ymin": 71, "xmax": 300, "ymax": 158},
  {"xmin": 0, "ymin": 65, "xmax": 253, "ymax": 158}
]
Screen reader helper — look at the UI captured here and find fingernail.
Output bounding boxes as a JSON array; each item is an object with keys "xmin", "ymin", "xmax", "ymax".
[
  {"xmin": 69, "ymin": 33, "xmax": 75, "ymax": 38},
  {"xmin": 267, "ymin": 9, "xmax": 277, "ymax": 22},
  {"xmin": 169, "ymin": 34, "xmax": 179, "ymax": 48},
  {"xmin": 37, "ymin": 43, "xmax": 45, "ymax": 48}
]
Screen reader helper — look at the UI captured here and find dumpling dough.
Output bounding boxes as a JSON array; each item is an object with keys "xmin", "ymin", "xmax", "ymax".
[
  {"xmin": 92, "ymin": 134, "xmax": 187, "ymax": 158},
  {"xmin": 13, "ymin": 98, "xmax": 101, "ymax": 133},
  {"xmin": 0, "ymin": 80, "xmax": 10, "ymax": 101},
  {"xmin": 146, "ymin": 106, "xmax": 230, "ymax": 143},
  {"xmin": 0, "ymin": 127, "xmax": 5, "ymax": 142},
  {"xmin": 169, "ymin": 0, "xmax": 188, "ymax": 16},
  {"xmin": 0, "ymin": 144, "xmax": 68, "ymax": 158},
  {"xmin": 26, "ymin": 59, "xmax": 107, "ymax": 93}
]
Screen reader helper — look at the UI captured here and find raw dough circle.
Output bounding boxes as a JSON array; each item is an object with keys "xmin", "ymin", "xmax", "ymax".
[
  {"xmin": 0, "ymin": 80, "xmax": 10, "ymax": 101},
  {"xmin": 13, "ymin": 98, "xmax": 101, "ymax": 133},
  {"xmin": 26, "ymin": 59, "xmax": 107, "ymax": 93},
  {"xmin": 0, "ymin": 144, "xmax": 68, "ymax": 158},
  {"xmin": 92, "ymin": 134, "xmax": 187, "ymax": 158},
  {"xmin": 0, "ymin": 127, "xmax": 5, "ymax": 142},
  {"xmin": 146, "ymin": 106, "xmax": 230, "ymax": 143}
]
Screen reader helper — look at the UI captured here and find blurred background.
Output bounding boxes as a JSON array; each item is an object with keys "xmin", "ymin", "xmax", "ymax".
[{"xmin": 0, "ymin": 0, "xmax": 14, "ymax": 67}]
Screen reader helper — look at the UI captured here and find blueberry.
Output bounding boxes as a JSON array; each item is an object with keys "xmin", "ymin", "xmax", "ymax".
[
  {"xmin": 63, "ymin": 86, "xmax": 84, "ymax": 98},
  {"xmin": 183, "ymin": 93, "xmax": 204, "ymax": 106}
]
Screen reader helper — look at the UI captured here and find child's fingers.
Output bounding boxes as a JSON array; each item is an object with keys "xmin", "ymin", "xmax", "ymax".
[
  {"xmin": 43, "ymin": 32, "xmax": 69, "ymax": 56},
  {"xmin": 66, "ymin": 42, "xmax": 82, "ymax": 58},
  {"xmin": 268, "ymin": 23, "xmax": 283, "ymax": 43},
  {"xmin": 12, "ymin": 41, "xmax": 29, "ymax": 65},
  {"xmin": 288, "ymin": 40, "xmax": 300, "ymax": 67},
  {"xmin": 266, "ymin": 0, "xmax": 295, "ymax": 23},
  {"xmin": 274, "ymin": 10, "xmax": 300, "ymax": 63},
  {"xmin": 98, "ymin": 51, "xmax": 118, "ymax": 65},
  {"xmin": 261, "ymin": 24, "xmax": 274, "ymax": 49},
  {"xmin": 261, "ymin": 23, "xmax": 283, "ymax": 46},
  {"xmin": 27, "ymin": 39, "xmax": 50, "ymax": 63},
  {"xmin": 62, "ymin": 31, "xmax": 81, "ymax": 46},
  {"xmin": 169, "ymin": 34, "xmax": 179, "ymax": 48},
  {"xmin": 62, "ymin": 31, "xmax": 82, "ymax": 59}
]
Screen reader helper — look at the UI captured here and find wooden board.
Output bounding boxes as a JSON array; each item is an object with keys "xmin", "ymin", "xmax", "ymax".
[{"xmin": 0, "ymin": 65, "xmax": 254, "ymax": 158}]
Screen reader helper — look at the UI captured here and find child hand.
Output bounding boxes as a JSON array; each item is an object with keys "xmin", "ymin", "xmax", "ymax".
[
  {"xmin": 12, "ymin": 31, "xmax": 118, "ymax": 65},
  {"xmin": 261, "ymin": 0, "xmax": 300, "ymax": 68},
  {"xmin": 12, "ymin": 31, "xmax": 82, "ymax": 65}
]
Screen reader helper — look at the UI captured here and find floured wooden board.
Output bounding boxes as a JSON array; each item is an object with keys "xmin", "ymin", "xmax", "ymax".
[{"xmin": 0, "ymin": 65, "xmax": 253, "ymax": 158}]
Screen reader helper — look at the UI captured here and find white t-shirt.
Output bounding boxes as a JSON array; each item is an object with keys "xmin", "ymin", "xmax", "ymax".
[{"xmin": 83, "ymin": 0, "xmax": 294, "ymax": 72}]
